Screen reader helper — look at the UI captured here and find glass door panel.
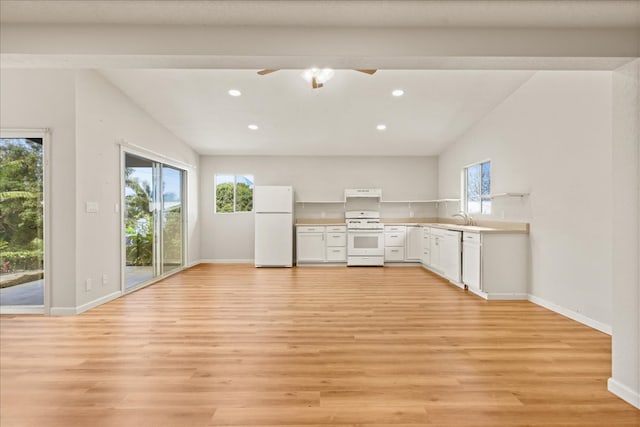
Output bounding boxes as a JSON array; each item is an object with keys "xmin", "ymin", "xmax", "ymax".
[
  {"xmin": 161, "ymin": 165, "xmax": 183, "ymax": 274},
  {"xmin": 0, "ymin": 138, "xmax": 44, "ymax": 306},
  {"xmin": 124, "ymin": 153, "xmax": 185, "ymax": 291},
  {"xmin": 124, "ymin": 154, "xmax": 155, "ymax": 289}
]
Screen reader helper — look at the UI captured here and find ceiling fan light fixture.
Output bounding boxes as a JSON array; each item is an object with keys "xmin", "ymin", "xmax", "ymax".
[
  {"xmin": 376, "ymin": 124, "xmax": 387, "ymax": 131},
  {"xmin": 228, "ymin": 89, "xmax": 242, "ymax": 97},
  {"xmin": 392, "ymin": 89, "xmax": 404, "ymax": 97},
  {"xmin": 302, "ymin": 68, "xmax": 335, "ymax": 85}
]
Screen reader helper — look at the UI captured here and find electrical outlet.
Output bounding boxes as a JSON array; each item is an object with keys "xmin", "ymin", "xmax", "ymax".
[
  {"xmin": 102, "ymin": 274, "xmax": 108, "ymax": 286},
  {"xmin": 409, "ymin": 211, "xmax": 414, "ymax": 218},
  {"xmin": 85, "ymin": 278, "xmax": 92, "ymax": 292}
]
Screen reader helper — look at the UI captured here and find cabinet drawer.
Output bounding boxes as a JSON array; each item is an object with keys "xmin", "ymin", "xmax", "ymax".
[
  {"xmin": 326, "ymin": 247, "xmax": 347, "ymax": 262},
  {"xmin": 385, "ymin": 247, "xmax": 405, "ymax": 261},
  {"xmin": 326, "ymin": 225, "xmax": 347, "ymax": 232},
  {"xmin": 430, "ymin": 228, "xmax": 446, "ymax": 237},
  {"xmin": 297, "ymin": 226, "xmax": 325, "ymax": 233},
  {"xmin": 385, "ymin": 232, "xmax": 405, "ymax": 247},
  {"xmin": 326, "ymin": 232, "xmax": 346, "ymax": 247},
  {"xmin": 384, "ymin": 225, "xmax": 406, "ymax": 232},
  {"xmin": 463, "ymin": 232, "xmax": 481, "ymax": 242}
]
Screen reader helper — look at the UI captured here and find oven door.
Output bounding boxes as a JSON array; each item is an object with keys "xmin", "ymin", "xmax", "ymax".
[{"xmin": 347, "ymin": 230, "xmax": 384, "ymax": 256}]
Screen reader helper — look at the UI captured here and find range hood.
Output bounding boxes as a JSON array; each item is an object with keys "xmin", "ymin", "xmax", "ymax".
[{"xmin": 344, "ymin": 188, "xmax": 382, "ymax": 199}]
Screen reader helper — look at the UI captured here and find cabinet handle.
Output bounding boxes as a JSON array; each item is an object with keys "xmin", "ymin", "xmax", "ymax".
[
  {"xmin": 332, "ymin": 249, "xmax": 340, "ymax": 253},
  {"xmin": 390, "ymin": 235, "xmax": 399, "ymax": 238}
]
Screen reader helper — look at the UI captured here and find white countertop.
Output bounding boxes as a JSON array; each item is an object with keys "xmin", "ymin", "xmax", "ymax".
[{"xmin": 296, "ymin": 220, "xmax": 528, "ymax": 234}]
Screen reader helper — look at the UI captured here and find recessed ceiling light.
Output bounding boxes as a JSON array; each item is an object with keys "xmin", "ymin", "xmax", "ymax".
[
  {"xmin": 392, "ymin": 89, "xmax": 404, "ymax": 97},
  {"xmin": 376, "ymin": 124, "xmax": 387, "ymax": 131},
  {"xmin": 248, "ymin": 124, "xmax": 259, "ymax": 130},
  {"xmin": 228, "ymin": 89, "xmax": 242, "ymax": 97}
]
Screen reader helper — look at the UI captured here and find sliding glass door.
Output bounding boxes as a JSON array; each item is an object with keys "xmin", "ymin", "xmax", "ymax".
[
  {"xmin": 161, "ymin": 165, "xmax": 183, "ymax": 275},
  {"xmin": 124, "ymin": 153, "xmax": 185, "ymax": 290},
  {"xmin": 0, "ymin": 137, "xmax": 45, "ymax": 308}
]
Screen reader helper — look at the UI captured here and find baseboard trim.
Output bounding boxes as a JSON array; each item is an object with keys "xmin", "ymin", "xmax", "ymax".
[
  {"xmin": 487, "ymin": 293, "xmax": 529, "ymax": 301},
  {"xmin": 50, "ymin": 306, "xmax": 78, "ymax": 316},
  {"xmin": 76, "ymin": 291, "xmax": 122, "ymax": 315},
  {"xmin": 608, "ymin": 377, "xmax": 640, "ymax": 409},
  {"xmin": 199, "ymin": 259, "xmax": 254, "ymax": 264},
  {"xmin": 50, "ymin": 291, "xmax": 122, "ymax": 316},
  {"xmin": 0, "ymin": 306, "xmax": 45, "ymax": 315},
  {"xmin": 384, "ymin": 262, "xmax": 423, "ymax": 267},
  {"xmin": 528, "ymin": 294, "xmax": 612, "ymax": 335}
]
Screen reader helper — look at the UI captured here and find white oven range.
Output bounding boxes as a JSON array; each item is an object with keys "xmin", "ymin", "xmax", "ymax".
[{"xmin": 346, "ymin": 211, "xmax": 384, "ymax": 266}]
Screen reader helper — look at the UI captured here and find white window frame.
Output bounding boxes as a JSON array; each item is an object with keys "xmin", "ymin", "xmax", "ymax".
[
  {"xmin": 0, "ymin": 129, "xmax": 50, "ymax": 315},
  {"xmin": 462, "ymin": 159, "xmax": 492, "ymax": 215},
  {"xmin": 119, "ymin": 143, "xmax": 190, "ymax": 295},
  {"xmin": 214, "ymin": 174, "xmax": 254, "ymax": 214}
]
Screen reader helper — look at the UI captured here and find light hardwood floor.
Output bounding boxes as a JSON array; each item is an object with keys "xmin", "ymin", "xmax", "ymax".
[{"xmin": 1, "ymin": 264, "xmax": 638, "ymax": 426}]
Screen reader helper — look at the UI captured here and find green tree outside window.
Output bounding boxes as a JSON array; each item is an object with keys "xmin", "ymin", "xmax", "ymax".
[{"xmin": 215, "ymin": 175, "xmax": 253, "ymax": 213}]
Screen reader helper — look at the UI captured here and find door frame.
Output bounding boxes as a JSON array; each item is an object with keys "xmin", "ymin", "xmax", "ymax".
[
  {"xmin": 0, "ymin": 128, "xmax": 50, "ymax": 314},
  {"xmin": 119, "ymin": 144, "xmax": 189, "ymax": 294}
]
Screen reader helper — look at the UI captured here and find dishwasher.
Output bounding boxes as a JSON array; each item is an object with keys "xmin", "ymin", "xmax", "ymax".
[{"xmin": 462, "ymin": 232, "xmax": 481, "ymax": 293}]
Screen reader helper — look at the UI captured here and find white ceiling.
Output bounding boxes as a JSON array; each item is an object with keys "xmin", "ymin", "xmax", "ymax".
[
  {"xmin": 3, "ymin": 1, "xmax": 633, "ymax": 156},
  {"xmin": 102, "ymin": 69, "xmax": 535, "ymax": 156},
  {"xmin": 1, "ymin": 0, "xmax": 638, "ymax": 28}
]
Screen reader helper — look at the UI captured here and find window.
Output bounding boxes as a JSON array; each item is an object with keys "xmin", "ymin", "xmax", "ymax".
[
  {"xmin": 215, "ymin": 175, "xmax": 254, "ymax": 213},
  {"xmin": 464, "ymin": 160, "xmax": 491, "ymax": 215}
]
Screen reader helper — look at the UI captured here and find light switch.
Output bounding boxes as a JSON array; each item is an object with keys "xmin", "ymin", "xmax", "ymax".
[{"xmin": 86, "ymin": 202, "xmax": 99, "ymax": 213}]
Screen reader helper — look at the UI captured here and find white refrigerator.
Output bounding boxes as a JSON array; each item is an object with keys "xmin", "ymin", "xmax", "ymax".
[{"xmin": 254, "ymin": 186, "xmax": 294, "ymax": 267}]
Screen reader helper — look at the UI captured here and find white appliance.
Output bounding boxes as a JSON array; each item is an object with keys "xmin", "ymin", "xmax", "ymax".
[
  {"xmin": 344, "ymin": 188, "xmax": 382, "ymax": 199},
  {"xmin": 254, "ymin": 186, "xmax": 294, "ymax": 267},
  {"xmin": 346, "ymin": 210, "xmax": 384, "ymax": 266}
]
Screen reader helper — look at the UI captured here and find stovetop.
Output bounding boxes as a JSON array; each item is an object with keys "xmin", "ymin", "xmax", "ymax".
[{"xmin": 345, "ymin": 211, "xmax": 383, "ymax": 230}]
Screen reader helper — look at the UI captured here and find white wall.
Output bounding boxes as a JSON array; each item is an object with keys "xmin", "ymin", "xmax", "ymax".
[
  {"xmin": 438, "ymin": 71, "xmax": 613, "ymax": 329},
  {"xmin": 0, "ymin": 69, "xmax": 77, "ymax": 309},
  {"xmin": 1, "ymin": 69, "xmax": 200, "ymax": 312},
  {"xmin": 74, "ymin": 71, "xmax": 200, "ymax": 307},
  {"xmin": 199, "ymin": 156, "xmax": 438, "ymax": 261},
  {"xmin": 609, "ymin": 59, "xmax": 640, "ymax": 408}
]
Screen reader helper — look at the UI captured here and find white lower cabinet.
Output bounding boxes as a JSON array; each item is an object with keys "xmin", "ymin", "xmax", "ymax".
[
  {"xmin": 405, "ymin": 226, "xmax": 422, "ymax": 261},
  {"xmin": 326, "ymin": 246, "xmax": 346, "ymax": 262},
  {"xmin": 421, "ymin": 227, "xmax": 431, "ymax": 266},
  {"xmin": 429, "ymin": 228, "xmax": 444, "ymax": 272},
  {"xmin": 296, "ymin": 225, "xmax": 347, "ymax": 264},
  {"xmin": 385, "ymin": 246, "xmax": 405, "ymax": 261},
  {"xmin": 384, "ymin": 225, "xmax": 406, "ymax": 263},
  {"xmin": 441, "ymin": 230, "xmax": 462, "ymax": 283},
  {"xmin": 462, "ymin": 232, "xmax": 481, "ymax": 292},
  {"xmin": 423, "ymin": 227, "xmax": 462, "ymax": 287},
  {"xmin": 296, "ymin": 226, "xmax": 325, "ymax": 263},
  {"xmin": 325, "ymin": 226, "xmax": 347, "ymax": 262},
  {"xmin": 462, "ymin": 232, "xmax": 528, "ymax": 300}
]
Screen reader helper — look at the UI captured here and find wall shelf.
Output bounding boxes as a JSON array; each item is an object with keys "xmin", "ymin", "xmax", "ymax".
[
  {"xmin": 295, "ymin": 200, "xmax": 344, "ymax": 204},
  {"xmin": 485, "ymin": 193, "xmax": 529, "ymax": 199},
  {"xmin": 296, "ymin": 200, "xmax": 345, "ymax": 208},
  {"xmin": 381, "ymin": 199, "xmax": 460, "ymax": 203}
]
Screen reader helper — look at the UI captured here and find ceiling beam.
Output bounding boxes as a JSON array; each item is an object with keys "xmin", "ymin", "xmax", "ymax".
[{"xmin": 1, "ymin": 24, "xmax": 638, "ymax": 70}]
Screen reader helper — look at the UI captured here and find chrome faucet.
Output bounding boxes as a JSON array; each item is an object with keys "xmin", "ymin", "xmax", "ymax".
[{"xmin": 452, "ymin": 211, "xmax": 472, "ymax": 225}]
